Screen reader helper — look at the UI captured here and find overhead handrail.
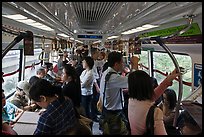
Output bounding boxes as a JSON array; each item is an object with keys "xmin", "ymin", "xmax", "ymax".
[
  {"xmin": 2, "ymin": 31, "xmax": 27, "ymax": 58},
  {"xmin": 139, "ymin": 14, "xmax": 194, "ymax": 127}
]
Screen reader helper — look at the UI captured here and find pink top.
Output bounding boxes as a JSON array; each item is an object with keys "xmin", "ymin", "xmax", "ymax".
[{"xmin": 128, "ymin": 79, "xmax": 170, "ymax": 135}]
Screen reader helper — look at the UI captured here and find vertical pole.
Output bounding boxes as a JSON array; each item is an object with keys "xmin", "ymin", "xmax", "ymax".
[{"xmin": 153, "ymin": 37, "xmax": 183, "ymax": 127}]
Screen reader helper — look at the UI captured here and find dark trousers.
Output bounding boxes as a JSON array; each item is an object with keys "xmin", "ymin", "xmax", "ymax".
[
  {"xmin": 91, "ymin": 80, "xmax": 100, "ymax": 120},
  {"xmin": 81, "ymin": 95, "xmax": 93, "ymax": 119}
]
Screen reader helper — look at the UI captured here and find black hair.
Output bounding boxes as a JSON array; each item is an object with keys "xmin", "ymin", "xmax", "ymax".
[
  {"xmin": 164, "ymin": 88, "xmax": 177, "ymax": 110},
  {"xmin": 102, "ymin": 62, "xmax": 109, "ymax": 73},
  {"xmin": 128, "ymin": 70, "xmax": 154, "ymax": 100},
  {"xmin": 83, "ymin": 56, "xmax": 94, "ymax": 69},
  {"xmin": 91, "ymin": 47, "xmax": 99, "ymax": 55},
  {"xmin": 29, "ymin": 79, "xmax": 63, "ymax": 102},
  {"xmin": 63, "ymin": 64, "xmax": 80, "ymax": 84},
  {"xmin": 151, "ymin": 77, "xmax": 158, "ymax": 89},
  {"xmin": 29, "ymin": 76, "xmax": 40, "ymax": 86},
  {"xmin": 44, "ymin": 62, "xmax": 53, "ymax": 70},
  {"xmin": 108, "ymin": 51, "xmax": 123, "ymax": 67}
]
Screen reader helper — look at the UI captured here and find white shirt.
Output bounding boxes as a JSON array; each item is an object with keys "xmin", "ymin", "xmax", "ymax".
[
  {"xmin": 47, "ymin": 70, "xmax": 58, "ymax": 79},
  {"xmin": 80, "ymin": 69, "xmax": 94, "ymax": 96},
  {"xmin": 100, "ymin": 67, "xmax": 128, "ymax": 110}
]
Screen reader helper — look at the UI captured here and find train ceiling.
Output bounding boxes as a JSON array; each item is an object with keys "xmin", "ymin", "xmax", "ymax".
[{"xmin": 2, "ymin": 2, "xmax": 202, "ymax": 40}]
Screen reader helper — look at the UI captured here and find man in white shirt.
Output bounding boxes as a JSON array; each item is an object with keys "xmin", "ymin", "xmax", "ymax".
[{"xmin": 99, "ymin": 51, "xmax": 139, "ymax": 111}]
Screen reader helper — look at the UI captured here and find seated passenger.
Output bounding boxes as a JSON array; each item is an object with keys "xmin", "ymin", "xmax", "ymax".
[
  {"xmin": 177, "ymin": 101, "xmax": 202, "ymax": 135},
  {"xmin": 29, "ymin": 75, "xmax": 40, "ymax": 86},
  {"xmin": 10, "ymin": 81, "xmax": 37, "ymax": 111},
  {"xmin": 2, "ymin": 91, "xmax": 24, "ymax": 124},
  {"xmin": 45, "ymin": 62, "xmax": 61, "ymax": 81},
  {"xmin": 162, "ymin": 88, "xmax": 180, "ymax": 135},
  {"xmin": 29, "ymin": 79, "xmax": 77, "ymax": 135},
  {"xmin": 36, "ymin": 67, "xmax": 46, "ymax": 79},
  {"xmin": 2, "ymin": 119, "xmax": 18, "ymax": 135}
]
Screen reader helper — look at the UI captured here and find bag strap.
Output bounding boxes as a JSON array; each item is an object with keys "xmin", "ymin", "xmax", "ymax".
[
  {"xmin": 102, "ymin": 72, "xmax": 117, "ymax": 112},
  {"xmin": 145, "ymin": 105, "xmax": 156, "ymax": 135}
]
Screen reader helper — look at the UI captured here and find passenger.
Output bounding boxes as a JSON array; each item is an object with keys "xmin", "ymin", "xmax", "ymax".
[
  {"xmin": 2, "ymin": 91, "xmax": 24, "ymax": 124},
  {"xmin": 90, "ymin": 48, "xmax": 101, "ymax": 122},
  {"xmin": 162, "ymin": 88, "xmax": 180, "ymax": 135},
  {"xmin": 45, "ymin": 62, "xmax": 61, "ymax": 81},
  {"xmin": 98, "ymin": 51, "xmax": 139, "ymax": 135},
  {"xmin": 61, "ymin": 64, "xmax": 84, "ymax": 115},
  {"xmin": 43, "ymin": 64, "xmax": 58, "ymax": 85},
  {"xmin": 57, "ymin": 51, "xmax": 69, "ymax": 76},
  {"xmin": 69, "ymin": 55, "xmax": 84, "ymax": 76},
  {"xmin": 10, "ymin": 81, "xmax": 37, "ymax": 111},
  {"xmin": 177, "ymin": 101, "xmax": 202, "ymax": 135},
  {"xmin": 36, "ymin": 67, "xmax": 46, "ymax": 78},
  {"xmin": 162, "ymin": 88, "xmax": 177, "ymax": 126},
  {"xmin": 29, "ymin": 79, "xmax": 77, "ymax": 135},
  {"xmin": 2, "ymin": 120, "xmax": 18, "ymax": 135},
  {"xmin": 2, "ymin": 75, "xmax": 18, "ymax": 135},
  {"xmin": 128, "ymin": 70, "xmax": 179, "ymax": 135},
  {"xmin": 29, "ymin": 75, "xmax": 40, "ymax": 86},
  {"xmin": 180, "ymin": 111, "xmax": 202, "ymax": 135},
  {"xmin": 80, "ymin": 56, "xmax": 95, "ymax": 119}
]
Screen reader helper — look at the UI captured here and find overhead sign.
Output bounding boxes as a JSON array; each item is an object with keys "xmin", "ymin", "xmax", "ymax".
[
  {"xmin": 77, "ymin": 34, "xmax": 103, "ymax": 40},
  {"xmin": 139, "ymin": 23, "xmax": 201, "ymax": 38},
  {"xmin": 194, "ymin": 63, "xmax": 202, "ymax": 90}
]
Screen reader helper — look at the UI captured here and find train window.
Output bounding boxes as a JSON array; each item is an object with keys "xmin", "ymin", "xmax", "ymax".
[
  {"xmin": 2, "ymin": 49, "xmax": 43, "ymax": 97},
  {"xmin": 2, "ymin": 50, "xmax": 21, "ymax": 97},
  {"xmin": 139, "ymin": 51, "xmax": 149, "ymax": 74},
  {"xmin": 153, "ymin": 52, "xmax": 192, "ymax": 99},
  {"xmin": 24, "ymin": 49, "xmax": 43, "ymax": 81}
]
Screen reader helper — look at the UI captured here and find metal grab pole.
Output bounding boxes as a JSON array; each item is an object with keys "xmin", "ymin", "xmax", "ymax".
[{"xmin": 153, "ymin": 37, "xmax": 183, "ymax": 127}]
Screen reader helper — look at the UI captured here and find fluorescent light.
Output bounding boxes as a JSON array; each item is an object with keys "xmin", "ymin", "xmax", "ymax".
[
  {"xmin": 2, "ymin": 14, "xmax": 27, "ymax": 20},
  {"xmin": 3, "ymin": 14, "xmax": 54, "ymax": 31},
  {"xmin": 30, "ymin": 22, "xmax": 44, "ymax": 27},
  {"xmin": 57, "ymin": 33, "xmax": 70, "ymax": 38},
  {"xmin": 93, "ymin": 40, "xmax": 101, "ymax": 44},
  {"xmin": 75, "ymin": 40, "xmax": 83, "ymax": 44},
  {"xmin": 121, "ymin": 24, "xmax": 159, "ymax": 35},
  {"xmin": 16, "ymin": 19, "xmax": 36, "ymax": 23},
  {"xmin": 107, "ymin": 36, "xmax": 119, "ymax": 40},
  {"xmin": 70, "ymin": 37, "xmax": 74, "ymax": 40},
  {"xmin": 142, "ymin": 24, "xmax": 158, "ymax": 28}
]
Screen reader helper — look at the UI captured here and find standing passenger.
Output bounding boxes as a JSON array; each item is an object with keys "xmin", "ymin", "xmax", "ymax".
[
  {"xmin": 61, "ymin": 64, "xmax": 84, "ymax": 115},
  {"xmin": 29, "ymin": 79, "xmax": 77, "ymax": 135},
  {"xmin": 80, "ymin": 56, "xmax": 95, "ymax": 119},
  {"xmin": 128, "ymin": 70, "xmax": 180, "ymax": 135}
]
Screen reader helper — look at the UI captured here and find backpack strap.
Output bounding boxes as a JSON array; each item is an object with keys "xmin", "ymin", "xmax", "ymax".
[
  {"xmin": 145, "ymin": 105, "xmax": 157, "ymax": 135},
  {"xmin": 102, "ymin": 72, "xmax": 117, "ymax": 112}
]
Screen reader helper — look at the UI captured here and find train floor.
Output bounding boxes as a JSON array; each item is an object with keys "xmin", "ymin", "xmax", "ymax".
[{"xmin": 92, "ymin": 121, "xmax": 103, "ymax": 135}]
